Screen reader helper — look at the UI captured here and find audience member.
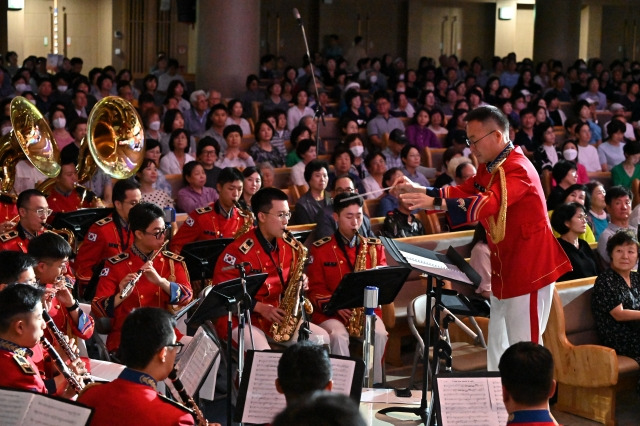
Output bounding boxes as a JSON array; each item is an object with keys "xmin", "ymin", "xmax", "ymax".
[
  {"xmin": 367, "ymin": 90, "xmax": 405, "ymax": 149},
  {"xmin": 575, "ymin": 121, "xmax": 601, "ymax": 172},
  {"xmin": 257, "ymin": 162, "xmax": 275, "ymax": 188},
  {"xmin": 546, "ymin": 161, "xmax": 578, "ymax": 211},
  {"xmin": 286, "ymin": 124, "xmax": 312, "ymax": 167},
  {"xmin": 202, "ymin": 104, "xmax": 228, "ymax": 153},
  {"xmin": 159, "ymin": 128, "xmax": 195, "ymax": 175},
  {"xmin": 225, "ymin": 99, "xmax": 251, "ymax": 136},
  {"xmin": 377, "ymin": 167, "xmax": 404, "ymax": 217},
  {"xmin": 611, "ymin": 140, "xmax": 640, "ymax": 189},
  {"xmin": 176, "ymin": 161, "xmax": 218, "ymax": 213},
  {"xmin": 185, "ymin": 89, "xmax": 208, "ymax": 138},
  {"xmin": 196, "ymin": 136, "xmax": 222, "ymax": 189},
  {"xmin": 238, "ymin": 166, "xmax": 262, "ymax": 212},
  {"xmin": 586, "ymin": 181, "xmax": 609, "ymax": 240},
  {"xmin": 362, "ymin": 151, "xmax": 387, "ymax": 200},
  {"xmin": 400, "ymin": 144, "xmax": 429, "ymax": 187},
  {"xmin": 249, "ymin": 119, "xmax": 285, "ymax": 168},
  {"xmin": 382, "ymin": 192, "xmax": 425, "ymax": 238},
  {"xmin": 406, "ymin": 108, "xmax": 441, "ymax": 149},
  {"xmin": 290, "ymin": 138, "xmax": 317, "ymax": 188},
  {"xmin": 344, "ymin": 133, "xmax": 367, "ymax": 179},
  {"xmin": 143, "ymin": 139, "xmax": 173, "ymax": 194},
  {"xmin": 291, "ymin": 160, "xmax": 330, "ymax": 225},
  {"xmin": 215, "ymin": 124, "xmax": 255, "ymax": 169},
  {"xmin": 597, "ymin": 186, "xmax": 636, "ymax": 264},
  {"xmin": 468, "ymin": 224, "xmax": 491, "ymax": 299},
  {"xmin": 287, "ymin": 89, "xmax": 314, "ymax": 131},
  {"xmin": 136, "ymin": 159, "xmax": 174, "ymax": 208},
  {"xmin": 599, "ymin": 119, "xmax": 627, "ymax": 172},
  {"xmin": 383, "ymin": 128, "xmax": 408, "ymax": 169},
  {"xmin": 532, "ymin": 122, "xmax": 559, "ymax": 174}
]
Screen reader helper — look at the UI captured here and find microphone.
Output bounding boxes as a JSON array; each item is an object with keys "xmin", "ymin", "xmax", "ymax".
[
  {"xmin": 293, "ymin": 8, "xmax": 302, "ymax": 26},
  {"xmin": 221, "ymin": 261, "xmax": 252, "ymax": 272}
]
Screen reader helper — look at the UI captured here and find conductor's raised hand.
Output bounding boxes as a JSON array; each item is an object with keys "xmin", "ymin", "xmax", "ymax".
[{"xmin": 391, "ymin": 175, "xmax": 426, "ymax": 196}]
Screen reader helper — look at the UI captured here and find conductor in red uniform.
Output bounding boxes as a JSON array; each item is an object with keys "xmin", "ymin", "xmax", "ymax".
[
  {"xmin": 78, "ymin": 307, "xmax": 196, "ymax": 425},
  {"xmin": 92, "ymin": 202, "xmax": 193, "ymax": 353},
  {"xmin": 395, "ymin": 105, "xmax": 572, "ymax": 370},
  {"xmin": 212, "ymin": 187, "xmax": 329, "ymax": 350}
]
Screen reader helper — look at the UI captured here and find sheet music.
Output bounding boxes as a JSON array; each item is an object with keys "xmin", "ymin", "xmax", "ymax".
[
  {"xmin": 0, "ymin": 388, "xmax": 92, "ymax": 426},
  {"xmin": 400, "ymin": 250, "xmax": 472, "ymax": 284},
  {"xmin": 242, "ymin": 352, "xmax": 285, "ymax": 424},
  {"xmin": 240, "ymin": 351, "xmax": 361, "ymax": 424},
  {"xmin": 165, "ymin": 326, "xmax": 220, "ymax": 397},
  {"xmin": 437, "ymin": 377, "xmax": 508, "ymax": 426}
]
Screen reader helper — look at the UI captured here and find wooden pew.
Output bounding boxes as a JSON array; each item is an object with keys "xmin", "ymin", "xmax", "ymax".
[
  {"xmin": 588, "ymin": 171, "xmax": 611, "ymax": 189},
  {"xmin": 543, "ymin": 277, "xmax": 640, "ymax": 425},
  {"xmin": 273, "ymin": 167, "xmax": 292, "ymax": 189},
  {"xmin": 164, "ymin": 173, "xmax": 184, "ymax": 200}
]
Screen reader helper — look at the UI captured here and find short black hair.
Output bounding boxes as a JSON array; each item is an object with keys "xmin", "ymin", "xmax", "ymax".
[
  {"xmin": 0, "ymin": 283, "xmax": 45, "ymax": 332},
  {"xmin": 605, "ymin": 185, "xmax": 632, "ymax": 205},
  {"xmin": 145, "ymin": 138, "xmax": 161, "ymax": 151},
  {"xmin": 118, "ymin": 307, "xmax": 176, "ymax": 370},
  {"xmin": 16, "ymin": 189, "xmax": 46, "ymax": 210},
  {"xmin": 623, "ymin": 140, "xmax": 640, "ymax": 157},
  {"xmin": 272, "ymin": 392, "xmax": 365, "ymax": 426},
  {"xmin": 252, "ymin": 187, "xmax": 288, "ymax": 214},
  {"xmin": 562, "ymin": 183, "xmax": 590, "ymax": 210},
  {"xmin": 364, "ymin": 151, "xmax": 385, "ymax": 170},
  {"xmin": 551, "ymin": 160, "xmax": 577, "ymax": 184},
  {"xmin": 254, "ymin": 119, "xmax": 275, "ymax": 141},
  {"xmin": 28, "ymin": 232, "xmax": 72, "ymax": 262},
  {"xmin": 223, "ymin": 124, "xmax": 243, "ymax": 139},
  {"xmin": 400, "ymin": 144, "xmax": 419, "ymax": 161},
  {"xmin": 182, "ymin": 161, "xmax": 203, "ymax": 184},
  {"xmin": 112, "ymin": 179, "xmax": 140, "ymax": 204},
  {"xmin": 455, "ymin": 161, "xmax": 474, "ymax": 179},
  {"xmin": 333, "ymin": 191, "xmax": 363, "ymax": 214},
  {"xmin": 373, "ymin": 90, "xmax": 390, "ymax": 103},
  {"xmin": 331, "ymin": 144, "xmax": 355, "ymax": 165},
  {"xmin": 0, "ymin": 251, "xmax": 37, "ymax": 285},
  {"xmin": 295, "ymin": 138, "xmax": 316, "ymax": 158},
  {"xmin": 162, "ymin": 109, "xmax": 183, "ymax": 134},
  {"xmin": 169, "ymin": 128, "xmax": 191, "ymax": 153},
  {"xmin": 550, "ymin": 202, "xmax": 586, "ymax": 235},
  {"xmin": 277, "ymin": 341, "xmax": 332, "ymax": 402},
  {"xmin": 499, "ymin": 342, "xmax": 554, "ymax": 407},
  {"xmin": 196, "ymin": 136, "xmax": 220, "ymax": 158},
  {"xmin": 217, "ymin": 167, "xmax": 244, "ymax": 186},
  {"xmin": 465, "ymin": 105, "xmax": 509, "ymax": 135},
  {"xmin": 606, "ymin": 229, "xmax": 640, "ymax": 258},
  {"xmin": 606, "ymin": 119, "xmax": 626, "ymax": 138},
  {"xmin": 128, "ymin": 202, "xmax": 164, "ymax": 233},
  {"xmin": 304, "ymin": 160, "xmax": 329, "ymax": 183}
]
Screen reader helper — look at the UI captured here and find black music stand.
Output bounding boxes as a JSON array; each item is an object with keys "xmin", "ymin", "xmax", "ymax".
[
  {"xmin": 50, "ymin": 207, "xmax": 113, "ymax": 241},
  {"xmin": 322, "ymin": 266, "xmax": 411, "ymax": 315},
  {"xmin": 186, "ymin": 274, "xmax": 266, "ymax": 426},
  {"xmin": 289, "ymin": 229, "xmax": 313, "ymax": 244},
  {"xmin": 378, "ymin": 237, "xmax": 480, "ymax": 425},
  {"xmin": 180, "ymin": 238, "xmax": 233, "ymax": 283}
]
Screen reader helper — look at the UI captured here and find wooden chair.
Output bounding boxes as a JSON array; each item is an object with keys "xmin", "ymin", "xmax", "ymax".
[
  {"xmin": 273, "ymin": 167, "xmax": 292, "ymax": 189},
  {"xmin": 425, "ymin": 147, "xmax": 447, "ymax": 171},
  {"xmin": 363, "ymin": 198, "xmax": 382, "ymax": 218},
  {"xmin": 632, "ymin": 179, "xmax": 640, "ymax": 208},
  {"xmin": 251, "ymin": 101, "xmax": 262, "ymax": 123},
  {"xmin": 317, "ymin": 117, "xmax": 340, "ymax": 144},
  {"xmin": 241, "ymin": 135, "xmax": 256, "ymax": 152},
  {"xmin": 587, "ymin": 171, "xmax": 612, "ymax": 189},
  {"xmin": 541, "ymin": 169, "xmax": 552, "ymax": 198},
  {"xmin": 543, "ymin": 277, "xmax": 640, "ymax": 425},
  {"xmin": 417, "ymin": 210, "xmax": 444, "ymax": 234},
  {"xmin": 369, "ymin": 216, "xmax": 385, "ymax": 236},
  {"xmin": 164, "ymin": 174, "xmax": 184, "ymax": 199},
  {"xmin": 287, "ymin": 184, "xmax": 301, "ymax": 205}
]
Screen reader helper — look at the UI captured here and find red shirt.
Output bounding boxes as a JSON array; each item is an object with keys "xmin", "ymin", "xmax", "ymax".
[
  {"xmin": 92, "ymin": 247, "xmax": 193, "ymax": 352},
  {"xmin": 211, "ymin": 228, "xmax": 298, "ymax": 338},
  {"xmin": 170, "ymin": 202, "xmax": 248, "ymax": 254},
  {"xmin": 307, "ymin": 234, "xmax": 386, "ymax": 324}
]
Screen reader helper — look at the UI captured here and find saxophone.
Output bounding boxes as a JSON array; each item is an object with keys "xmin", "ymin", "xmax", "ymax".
[
  {"xmin": 233, "ymin": 201, "xmax": 254, "ymax": 238},
  {"xmin": 347, "ymin": 230, "xmax": 378, "ymax": 337},
  {"xmin": 270, "ymin": 230, "xmax": 314, "ymax": 342}
]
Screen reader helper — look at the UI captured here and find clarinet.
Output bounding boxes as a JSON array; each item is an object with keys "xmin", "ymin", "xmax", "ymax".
[
  {"xmin": 120, "ymin": 241, "xmax": 169, "ymax": 298},
  {"xmin": 168, "ymin": 368, "xmax": 209, "ymax": 426},
  {"xmin": 40, "ymin": 336, "xmax": 84, "ymax": 394},
  {"xmin": 42, "ymin": 311, "xmax": 93, "ymax": 384}
]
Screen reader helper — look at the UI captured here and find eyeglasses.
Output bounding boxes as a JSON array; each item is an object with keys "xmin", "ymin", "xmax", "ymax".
[
  {"xmin": 26, "ymin": 207, "xmax": 53, "ymax": 217},
  {"xmin": 262, "ymin": 211, "xmax": 291, "ymax": 220},
  {"xmin": 166, "ymin": 342, "xmax": 184, "ymax": 354},
  {"xmin": 335, "ymin": 187, "xmax": 356, "ymax": 195},
  {"xmin": 576, "ymin": 214, "xmax": 589, "ymax": 222},
  {"xmin": 201, "ymin": 150, "xmax": 217, "ymax": 156},
  {"xmin": 144, "ymin": 228, "xmax": 167, "ymax": 239},
  {"xmin": 466, "ymin": 130, "xmax": 496, "ymax": 147}
]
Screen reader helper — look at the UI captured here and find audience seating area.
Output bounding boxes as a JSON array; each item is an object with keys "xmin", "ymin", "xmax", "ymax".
[{"xmin": 543, "ymin": 277, "xmax": 640, "ymax": 425}]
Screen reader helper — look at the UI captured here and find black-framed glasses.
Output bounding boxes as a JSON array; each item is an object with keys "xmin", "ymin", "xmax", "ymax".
[
  {"xmin": 166, "ymin": 342, "xmax": 184, "ymax": 354},
  {"xmin": 262, "ymin": 211, "xmax": 292, "ymax": 220},
  {"xmin": 466, "ymin": 130, "xmax": 496, "ymax": 147},
  {"xmin": 144, "ymin": 228, "xmax": 167, "ymax": 239}
]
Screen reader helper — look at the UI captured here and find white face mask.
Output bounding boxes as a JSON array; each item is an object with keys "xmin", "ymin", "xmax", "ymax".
[
  {"xmin": 57, "ymin": 85, "xmax": 68, "ymax": 93},
  {"xmin": 15, "ymin": 83, "xmax": 27, "ymax": 93},
  {"xmin": 350, "ymin": 145, "xmax": 364, "ymax": 158},
  {"xmin": 148, "ymin": 121, "xmax": 161, "ymax": 131},
  {"xmin": 369, "ymin": 75, "xmax": 378, "ymax": 84},
  {"xmin": 52, "ymin": 117, "xmax": 66, "ymax": 129},
  {"xmin": 1, "ymin": 127, "xmax": 11, "ymax": 136},
  {"xmin": 563, "ymin": 148, "xmax": 578, "ymax": 161}
]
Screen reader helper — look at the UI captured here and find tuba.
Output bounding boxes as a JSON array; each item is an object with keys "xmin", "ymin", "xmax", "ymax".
[
  {"xmin": 37, "ymin": 96, "xmax": 145, "ymax": 198},
  {"xmin": 347, "ymin": 230, "xmax": 378, "ymax": 338},
  {"xmin": 270, "ymin": 230, "xmax": 314, "ymax": 342},
  {"xmin": 0, "ymin": 96, "xmax": 61, "ymax": 196}
]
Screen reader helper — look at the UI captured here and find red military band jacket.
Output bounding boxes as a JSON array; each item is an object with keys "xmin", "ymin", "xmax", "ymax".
[{"xmin": 307, "ymin": 234, "xmax": 387, "ymax": 324}]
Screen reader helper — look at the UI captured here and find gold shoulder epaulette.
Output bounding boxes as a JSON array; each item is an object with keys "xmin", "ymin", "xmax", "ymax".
[
  {"xmin": 195, "ymin": 206, "xmax": 213, "ymax": 214},
  {"xmin": 366, "ymin": 237, "xmax": 381, "ymax": 245},
  {"xmin": 163, "ymin": 251, "xmax": 184, "ymax": 262},
  {"xmin": 313, "ymin": 236, "xmax": 332, "ymax": 247},
  {"xmin": 107, "ymin": 252, "xmax": 129, "ymax": 264},
  {"xmin": 158, "ymin": 393, "xmax": 194, "ymax": 414},
  {"xmin": 239, "ymin": 238, "xmax": 254, "ymax": 254},
  {"xmin": 0, "ymin": 230, "xmax": 19, "ymax": 242},
  {"xmin": 96, "ymin": 217, "xmax": 113, "ymax": 226},
  {"xmin": 282, "ymin": 232, "xmax": 296, "ymax": 247}
]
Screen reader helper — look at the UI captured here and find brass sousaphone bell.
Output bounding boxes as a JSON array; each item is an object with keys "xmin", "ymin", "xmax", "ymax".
[{"xmin": 0, "ymin": 96, "xmax": 61, "ymax": 197}]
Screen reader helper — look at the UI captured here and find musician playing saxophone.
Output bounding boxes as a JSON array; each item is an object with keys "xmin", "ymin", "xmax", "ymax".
[
  {"xmin": 92, "ymin": 202, "xmax": 193, "ymax": 353},
  {"xmin": 28, "ymin": 233, "xmax": 94, "ymax": 377},
  {"xmin": 170, "ymin": 167, "xmax": 250, "ymax": 254},
  {"xmin": 307, "ymin": 193, "xmax": 388, "ymax": 383},
  {"xmin": 78, "ymin": 307, "xmax": 202, "ymax": 425},
  {"xmin": 212, "ymin": 188, "xmax": 329, "ymax": 350}
]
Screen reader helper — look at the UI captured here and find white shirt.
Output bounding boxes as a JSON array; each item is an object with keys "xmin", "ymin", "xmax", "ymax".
[
  {"xmin": 577, "ymin": 144, "xmax": 601, "ymax": 172},
  {"xmin": 159, "ymin": 151, "xmax": 196, "ymax": 175}
]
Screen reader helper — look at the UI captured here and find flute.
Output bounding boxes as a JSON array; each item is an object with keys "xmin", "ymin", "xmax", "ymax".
[{"xmin": 120, "ymin": 241, "xmax": 169, "ymax": 298}]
